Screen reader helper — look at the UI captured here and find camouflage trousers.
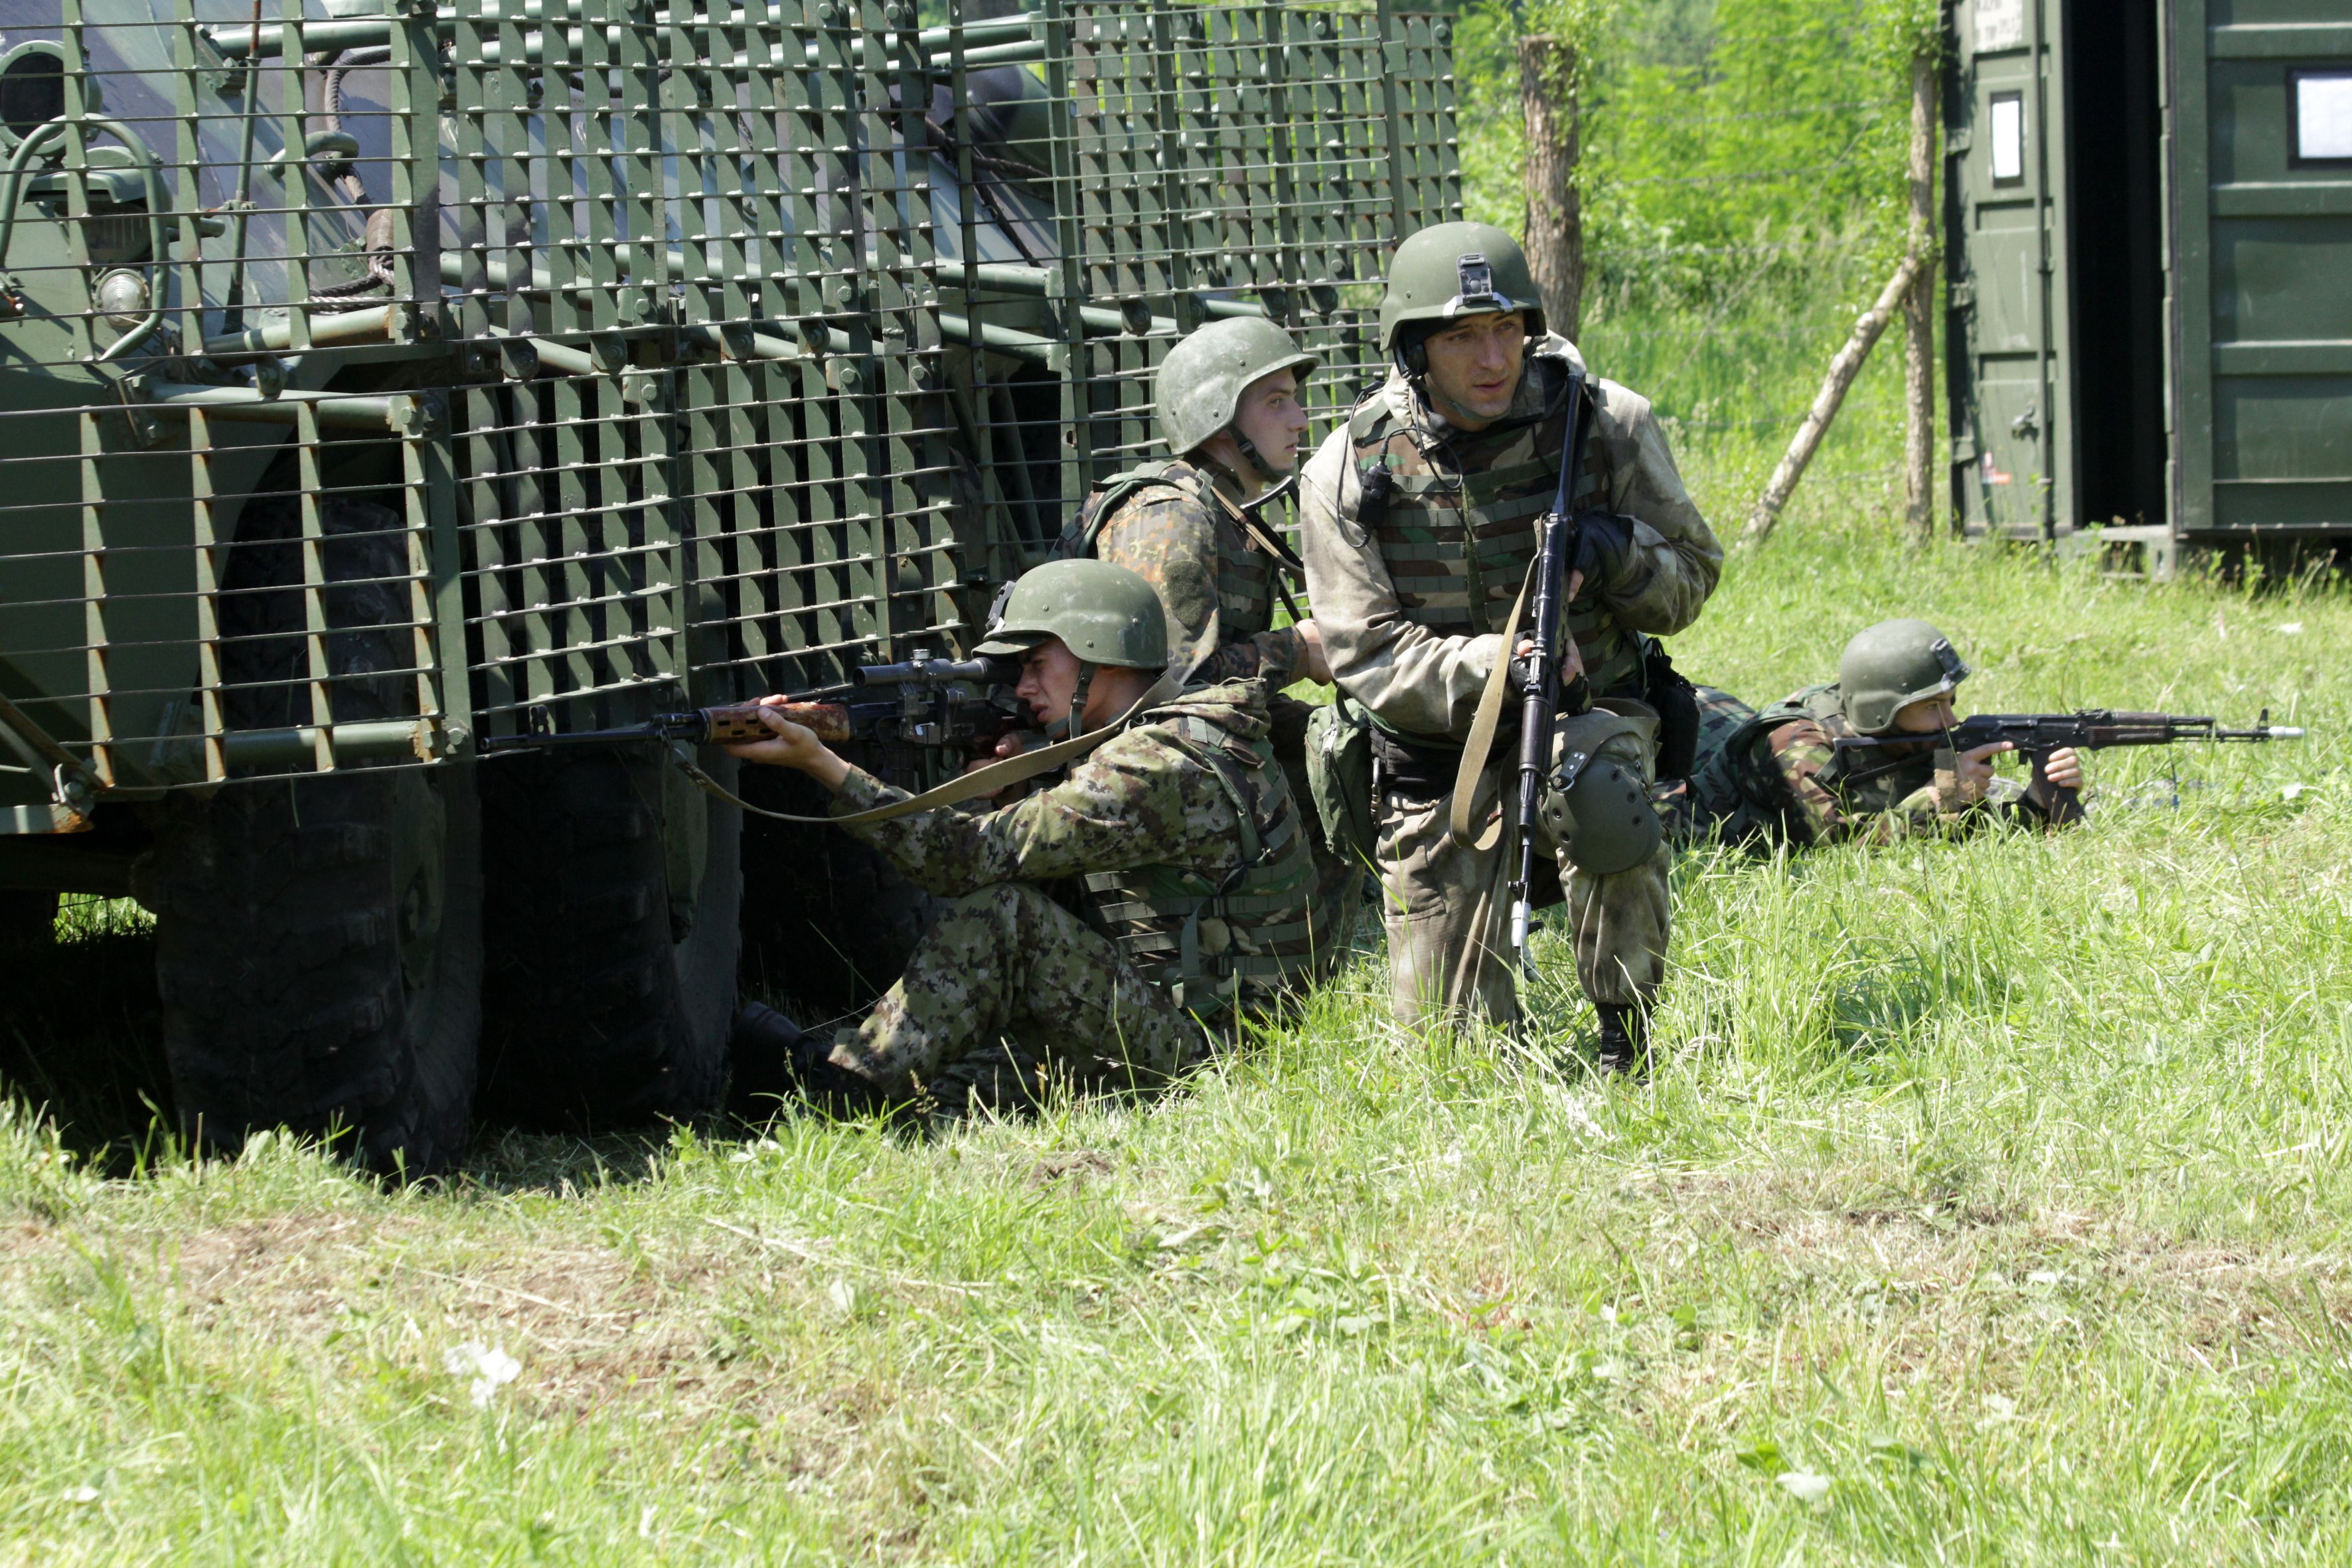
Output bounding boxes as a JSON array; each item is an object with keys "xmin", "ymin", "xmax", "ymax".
[
  {"xmin": 1376, "ymin": 732, "xmax": 1671, "ymax": 1029},
  {"xmin": 824, "ymin": 880, "xmax": 1210, "ymax": 1120}
]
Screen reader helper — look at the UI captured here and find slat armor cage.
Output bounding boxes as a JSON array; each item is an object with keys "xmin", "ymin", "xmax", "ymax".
[{"xmin": 0, "ymin": 0, "xmax": 1458, "ymax": 828}]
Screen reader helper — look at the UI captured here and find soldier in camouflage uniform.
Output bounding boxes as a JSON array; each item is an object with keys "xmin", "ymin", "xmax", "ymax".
[
  {"xmin": 1298, "ymin": 222, "xmax": 1721, "ymax": 1073},
  {"xmin": 727, "ymin": 559, "xmax": 1348, "ymax": 1123},
  {"xmin": 1059, "ymin": 318, "xmax": 1361, "ymax": 935},
  {"xmin": 1673, "ymin": 619, "xmax": 2087, "ymax": 848}
]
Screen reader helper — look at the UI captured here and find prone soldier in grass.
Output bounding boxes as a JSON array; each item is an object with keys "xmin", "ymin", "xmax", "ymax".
[
  {"xmin": 1297, "ymin": 222, "xmax": 1721, "ymax": 1073},
  {"xmin": 726, "ymin": 559, "xmax": 1352, "ymax": 1125},
  {"xmin": 1670, "ymin": 619, "xmax": 2086, "ymax": 848}
]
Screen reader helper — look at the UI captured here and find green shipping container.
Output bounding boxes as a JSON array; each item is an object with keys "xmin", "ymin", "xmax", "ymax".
[{"xmin": 1944, "ymin": 0, "xmax": 2352, "ymax": 544}]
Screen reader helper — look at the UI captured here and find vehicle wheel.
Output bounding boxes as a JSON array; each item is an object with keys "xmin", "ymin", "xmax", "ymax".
[
  {"xmin": 477, "ymin": 746, "xmax": 744, "ymax": 1128},
  {"xmin": 139, "ymin": 767, "xmax": 483, "ymax": 1174},
  {"xmin": 0, "ymin": 890, "xmax": 58, "ymax": 959},
  {"xmin": 136, "ymin": 493, "xmax": 481, "ymax": 1176},
  {"xmin": 736, "ymin": 765, "xmax": 939, "ymax": 1012}
]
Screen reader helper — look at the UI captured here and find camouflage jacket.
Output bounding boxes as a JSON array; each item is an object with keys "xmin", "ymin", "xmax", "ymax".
[
  {"xmin": 830, "ymin": 676, "xmax": 1335, "ymax": 1017},
  {"xmin": 1073, "ymin": 460, "xmax": 1306, "ymax": 686},
  {"xmin": 1297, "ymin": 335, "xmax": 1721, "ymax": 744},
  {"xmin": 1683, "ymin": 682, "xmax": 2044, "ymax": 848}
]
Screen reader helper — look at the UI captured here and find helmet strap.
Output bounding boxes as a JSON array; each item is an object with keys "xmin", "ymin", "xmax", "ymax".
[
  {"xmin": 1229, "ymin": 429, "xmax": 1278, "ymax": 488},
  {"xmin": 1048, "ymin": 661, "xmax": 1099, "ymax": 743}
]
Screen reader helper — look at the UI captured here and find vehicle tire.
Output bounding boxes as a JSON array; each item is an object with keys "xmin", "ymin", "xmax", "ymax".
[
  {"xmin": 0, "ymin": 890, "xmax": 58, "ymax": 959},
  {"xmin": 137, "ymin": 495, "xmax": 482, "ymax": 1176},
  {"xmin": 477, "ymin": 746, "xmax": 744, "ymax": 1128},
  {"xmin": 736, "ymin": 765, "xmax": 939, "ymax": 1012}
]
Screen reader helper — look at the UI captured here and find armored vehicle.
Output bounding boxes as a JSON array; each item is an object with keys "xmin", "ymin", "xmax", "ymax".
[{"xmin": 0, "ymin": 0, "xmax": 1461, "ymax": 1171}]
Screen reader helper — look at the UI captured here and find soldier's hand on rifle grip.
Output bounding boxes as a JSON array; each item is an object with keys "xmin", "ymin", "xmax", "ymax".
[
  {"xmin": 960, "ymin": 731, "xmax": 1037, "ymax": 804},
  {"xmin": 2027, "ymin": 745, "xmax": 2086, "ymax": 825}
]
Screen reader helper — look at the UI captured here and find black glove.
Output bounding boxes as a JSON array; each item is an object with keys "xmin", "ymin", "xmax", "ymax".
[
  {"xmin": 1508, "ymin": 651, "xmax": 1591, "ymax": 712},
  {"xmin": 1569, "ymin": 510, "xmax": 1642, "ymax": 599}
]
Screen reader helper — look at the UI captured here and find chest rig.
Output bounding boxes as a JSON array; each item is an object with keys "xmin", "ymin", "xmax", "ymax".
[
  {"xmin": 1348, "ymin": 357, "xmax": 1643, "ymax": 714},
  {"xmin": 1079, "ymin": 704, "xmax": 1332, "ymax": 1022},
  {"xmin": 1059, "ymin": 460, "xmax": 1282, "ymax": 649}
]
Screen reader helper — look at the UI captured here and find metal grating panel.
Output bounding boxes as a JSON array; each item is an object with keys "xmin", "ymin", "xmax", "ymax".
[{"xmin": 0, "ymin": 0, "xmax": 1456, "ymax": 826}]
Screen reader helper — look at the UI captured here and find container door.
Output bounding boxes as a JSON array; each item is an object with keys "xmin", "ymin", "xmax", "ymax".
[
  {"xmin": 1946, "ymin": 0, "xmax": 2077, "ymax": 536},
  {"xmin": 2168, "ymin": 0, "xmax": 2352, "ymax": 536}
]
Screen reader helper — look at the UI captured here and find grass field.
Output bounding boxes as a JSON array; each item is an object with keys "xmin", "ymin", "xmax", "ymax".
[{"xmin": 5, "ymin": 441, "xmax": 2349, "ymax": 1561}]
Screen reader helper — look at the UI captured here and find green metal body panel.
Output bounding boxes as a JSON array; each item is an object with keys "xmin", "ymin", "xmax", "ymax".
[
  {"xmin": 2169, "ymin": 0, "xmax": 2352, "ymax": 535},
  {"xmin": 1944, "ymin": 0, "xmax": 2349, "ymax": 540},
  {"xmin": 1945, "ymin": 0, "xmax": 2078, "ymax": 538},
  {"xmin": 0, "ymin": 0, "xmax": 1462, "ymax": 842}
]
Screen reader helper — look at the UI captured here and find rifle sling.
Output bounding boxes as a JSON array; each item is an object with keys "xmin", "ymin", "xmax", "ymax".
[
  {"xmin": 674, "ymin": 671, "xmax": 1182, "ymax": 826},
  {"xmin": 1449, "ymin": 567, "xmax": 1533, "ymax": 852}
]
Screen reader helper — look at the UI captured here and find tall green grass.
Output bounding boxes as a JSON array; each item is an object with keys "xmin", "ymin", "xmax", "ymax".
[{"xmin": 5, "ymin": 481, "xmax": 2347, "ymax": 1560}]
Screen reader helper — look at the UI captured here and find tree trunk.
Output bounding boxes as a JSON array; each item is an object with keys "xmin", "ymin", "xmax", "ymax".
[
  {"xmin": 1519, "ymin": 35, "xmax": 1582, "ymax": 343},
  {"xmin": 1745, "ymin": 252, "xmax": 1925, "ymax": 544},
  {"xmin": 1903, "ymin": 46, "xmax": 1940, "ymax": 542}
]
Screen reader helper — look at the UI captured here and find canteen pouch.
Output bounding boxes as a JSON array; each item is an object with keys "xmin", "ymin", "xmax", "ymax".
[{"xmin": 1304, "ymin": 693, "xmax": 1377, "ymax": 870}]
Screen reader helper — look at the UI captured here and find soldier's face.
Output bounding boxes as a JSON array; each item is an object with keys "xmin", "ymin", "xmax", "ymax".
[
  {"xmin": 1892, "ymin": 693, "xmax": 1958, "ymax": 734},
  {"xmin": 1422, "ymin": 311, "xmax": 1526, "ymax": 429},
  {"xmin": 1230, "ymin": 368, "xmax": 1310, "ymax": 473},
  {"xmin": 1016, "ymin": 637, "xmax": 1082, "ymax": 727}
]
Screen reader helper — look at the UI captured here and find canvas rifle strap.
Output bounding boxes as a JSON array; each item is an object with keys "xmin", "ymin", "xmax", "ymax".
[
  {"xmin": 1449, "ymin": 566, "xmax": 1533, "ymax": 852},
  {"xmin": 672, "ymin": 671, "xmax": 1182, "ymax": 826}
]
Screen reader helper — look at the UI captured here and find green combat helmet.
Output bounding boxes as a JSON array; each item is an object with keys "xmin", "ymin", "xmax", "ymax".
[
  {"xmin": 977, "ymin": 558, "xmax": 1169, "ymax": 667},
  {"xmin": 1378, "ymin": 220, "xmax": 1545, "ymax": 356},
  {"xmin": 1838, "ymin": 619, "xmax": 1971, "ymax": 734},
  {"xmin": 977, "ymin": 558, "xmax": 1170, "ymax": 737},
  {"xmin": 1154, "ymin": 317, "xmax": 1318, "ymax": 460}
]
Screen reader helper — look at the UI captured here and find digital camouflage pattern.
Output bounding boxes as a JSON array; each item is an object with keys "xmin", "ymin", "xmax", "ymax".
[
  {"xmin": 1676, "ymin": 682, "xmax": 2047, "ymax": 848},
  {"xmin": 1300, "ymin": 337, "xmax": 1719, "ymax": 1029},
  {"xmin": 817, "ymin": 676, "xmax": 1342, "ymax": 1111},
  {"xmin": 1081, "ymin": 461, "xmax": 1306, "ymax": 685}
]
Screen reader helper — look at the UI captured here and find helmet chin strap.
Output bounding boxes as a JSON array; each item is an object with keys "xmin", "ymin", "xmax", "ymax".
[{"xmin": 1046, "ymin": 661, "xmax": 1099, "ymax": 743}]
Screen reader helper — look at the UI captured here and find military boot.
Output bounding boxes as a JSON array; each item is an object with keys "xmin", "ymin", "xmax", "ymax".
[
  {"xmin": 729, "ymin": 1002, "xmax": 888, "ymax": 1119},
  {"xmin": 1595, "ymin": 1000, "xmax": 1652, "ymax": 1080}
]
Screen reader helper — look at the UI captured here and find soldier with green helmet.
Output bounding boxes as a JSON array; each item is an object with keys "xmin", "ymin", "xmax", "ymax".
[
  {"xmin": 1061, "ymin": 315, "xmax": 1331, "ymax": 688},
  {"xmin": 725, "ymin": 558, "xmax": 1352, "ymax": 1123},
  {"xmin": 1058, "ymin": 315, "xmax": 1362, "ymax": 932},
  {"xmin": 1672, "ymin": 619, "xmax": 2088, "ymax": 848},
  {"xmin": 1298, "ymin": 221, "xmax": 1721, "ymax": 1073}
]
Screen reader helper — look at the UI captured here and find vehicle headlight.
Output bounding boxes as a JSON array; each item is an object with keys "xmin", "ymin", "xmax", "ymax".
[{"xmin": 96, "ymin": 268, "xmax": 149, "ymax": 329}]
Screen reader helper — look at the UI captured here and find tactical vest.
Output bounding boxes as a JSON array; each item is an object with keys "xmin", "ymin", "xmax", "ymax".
[
  {"xmin": 1689, "ymin": 682, "xmax": 1937, "ymax": 843},
  {"xmin": 1079, "ymin": 703, "xmax": 1337, "ymax": 1022},
  {"xmin": 1058, "ymin": 460, "xmax": 1281, "ymax": 652},
  {"xmin": 1346, "ymin": 354, "xmax": 1642, "ymax": 725}
]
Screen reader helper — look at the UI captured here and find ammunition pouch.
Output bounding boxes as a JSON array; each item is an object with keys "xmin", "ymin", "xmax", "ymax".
[{"xmin": 1643, "ymin": 639, "xmax": 1701, "ymax": 783}]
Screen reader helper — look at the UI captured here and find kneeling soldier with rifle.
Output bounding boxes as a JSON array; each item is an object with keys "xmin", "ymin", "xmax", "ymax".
[
  {"xmin": 1298, "ymin": 221, "xmax": 1721, "ymax": 1075},
  {"xmin": 726, "ymin": 558, "xmax": 1350, "ymax": 1124},
  {"xmin": 1672, "ymin": 618, "xmax": 2302, "ymax": 848}
]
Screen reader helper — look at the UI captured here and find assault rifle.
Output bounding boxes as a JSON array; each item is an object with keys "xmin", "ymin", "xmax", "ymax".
[
  {"xmin": 1830, "ymin": 710, "xmax": 2306, "ymax": 824},
  {"xmin": 480, "ymin": 650, "xmax": 1030, "ymax": 754},
  {"xmin": 1508, "ymin": 371, "xmax": 1595, "ymax": 971}
]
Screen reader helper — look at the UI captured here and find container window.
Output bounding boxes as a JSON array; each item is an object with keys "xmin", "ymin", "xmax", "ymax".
[
  {"xmin": 2292, "ymin": 70, "xmax": 2352, "ymax": 165},
  {"xmin": 1990, "ymin": 92, "xmax": 2025, "ymax": 184}
]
